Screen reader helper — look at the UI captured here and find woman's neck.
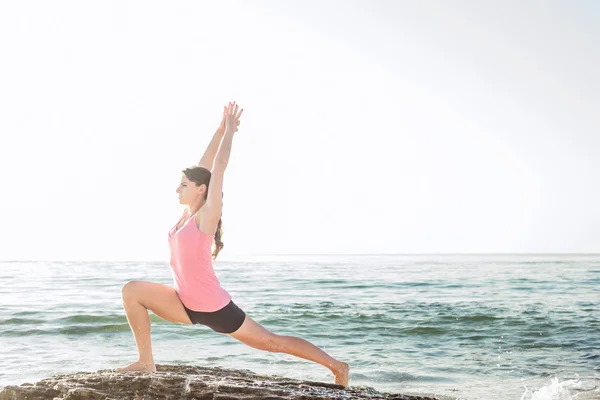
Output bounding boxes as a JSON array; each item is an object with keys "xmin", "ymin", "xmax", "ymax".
[{"xmin": 186, "ymin": 200, "xmax": 206, "ymax": 217}]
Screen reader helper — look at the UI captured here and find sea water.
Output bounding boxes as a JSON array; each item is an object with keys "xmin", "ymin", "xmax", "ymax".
[{"xmin": 0, "ymin": 254, "xmax": 598, "ymax": 400}]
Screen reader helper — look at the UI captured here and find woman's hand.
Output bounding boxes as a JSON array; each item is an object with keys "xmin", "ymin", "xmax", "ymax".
[{"xmin": 224, "ymin": 101, "xmax": 243, "ymax": 134}]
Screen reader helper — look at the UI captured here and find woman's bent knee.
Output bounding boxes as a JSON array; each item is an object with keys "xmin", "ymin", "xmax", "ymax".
[{"xmin": 121, "ymin": 280, "xmax": 142, "ymax": 302}]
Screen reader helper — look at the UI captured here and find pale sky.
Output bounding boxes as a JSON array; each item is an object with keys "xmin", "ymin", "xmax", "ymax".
[{"xmin": 0, "ymin": 1, "xmax": 598, "ymax": 261}]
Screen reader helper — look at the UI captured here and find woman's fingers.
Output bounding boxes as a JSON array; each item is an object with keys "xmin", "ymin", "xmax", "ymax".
[{"xmin": 223, "ymin": 102, "xmax": 243, "ymax": 126}]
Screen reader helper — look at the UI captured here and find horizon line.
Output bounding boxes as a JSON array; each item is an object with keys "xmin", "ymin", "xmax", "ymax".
[{"xmin": 1, "ymin": 252, "xmax": 599, "ymax": 263}]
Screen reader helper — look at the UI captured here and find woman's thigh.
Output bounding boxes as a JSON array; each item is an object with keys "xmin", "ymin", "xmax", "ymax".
[
  {"xmin": 122, "ymin": 280, "xmax": 192, "ymax": 325},
  {"xmin": 227, "ymin": 315, "xmax": 279, "ymax": 351}
]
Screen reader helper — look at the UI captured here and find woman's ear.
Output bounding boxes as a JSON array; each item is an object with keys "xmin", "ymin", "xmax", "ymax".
[{"xmin": 198, "ymin": 183, "xmax": 208, "ymax": 196}]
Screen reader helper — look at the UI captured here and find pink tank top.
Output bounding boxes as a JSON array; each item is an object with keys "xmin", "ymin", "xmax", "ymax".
[{"xmin": 168, "ymin": 212, "xmax": 231, "ymax": 312}]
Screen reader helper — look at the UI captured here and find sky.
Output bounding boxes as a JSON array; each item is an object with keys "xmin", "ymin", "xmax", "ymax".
[{"xmin": 0, "ymin": 0, "xmax": 598, "ymax": 261}]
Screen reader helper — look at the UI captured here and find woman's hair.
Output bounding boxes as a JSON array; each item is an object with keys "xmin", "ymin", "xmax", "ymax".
[{"xmin": 182, "ymin": 165, "xmax": 224, "ymax": 260}]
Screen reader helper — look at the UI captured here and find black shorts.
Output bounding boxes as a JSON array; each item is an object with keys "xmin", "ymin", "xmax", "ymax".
[{"xmin": 182, "ymin": 300, "xmax": 246, "ymax": 334}]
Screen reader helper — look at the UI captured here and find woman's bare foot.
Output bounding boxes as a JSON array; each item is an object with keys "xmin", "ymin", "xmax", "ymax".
[
  {"xmin": 114, "ymin": 360, "xmax": 156, "ymax": 373},
  {"xmin": 332, "ymin": 361, "xmax": 350, "ymax": 387}
]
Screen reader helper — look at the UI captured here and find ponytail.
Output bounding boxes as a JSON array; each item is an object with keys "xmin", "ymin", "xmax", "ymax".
[{"xmin": 212, "ymin": 217, "xmax": 224, "ymax": 260}]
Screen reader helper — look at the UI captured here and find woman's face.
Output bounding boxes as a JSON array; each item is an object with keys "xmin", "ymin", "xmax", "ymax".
[{"xmin": 176, "ymin": 175, "xmax": 204, "ymax": 205}]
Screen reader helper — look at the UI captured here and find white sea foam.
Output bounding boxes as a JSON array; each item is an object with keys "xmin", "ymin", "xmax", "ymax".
[{"xmin": 520, "ymin": 378, "xmax": 580, "ymax": 400}]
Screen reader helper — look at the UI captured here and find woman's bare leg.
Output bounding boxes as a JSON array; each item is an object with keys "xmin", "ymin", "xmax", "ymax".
[
  {"xmin": 116, "ymin": 281, "xmax": 192, "ymax": 372},
  {"xmin": 228, "ymin": 315, "xmax": 350, "ymax": 387}
]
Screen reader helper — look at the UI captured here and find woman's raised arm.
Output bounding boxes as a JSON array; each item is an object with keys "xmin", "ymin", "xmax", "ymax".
[
  {"xmin": 197, "ymin": 105, "xmax": 240, "ymax": 171},
  {"xmin": 204, "ymin": 102, "xmax": 243, "ymax": 216}
]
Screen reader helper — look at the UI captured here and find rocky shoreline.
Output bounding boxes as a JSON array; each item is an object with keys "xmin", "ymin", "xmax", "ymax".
[{"xmin": 0, "ymin": 364, "xmax": 439, "ymax": 399}]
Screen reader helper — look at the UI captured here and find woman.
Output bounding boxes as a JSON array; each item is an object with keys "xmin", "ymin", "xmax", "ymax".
[{"xmin": 115, "ymin": 102, "xmax": 350, "ymax": 387}]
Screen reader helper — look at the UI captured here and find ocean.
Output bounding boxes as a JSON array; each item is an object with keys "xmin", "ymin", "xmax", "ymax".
[{"xmin": 0, "ymin": 254, "xmax": 598, "ymax": 400}]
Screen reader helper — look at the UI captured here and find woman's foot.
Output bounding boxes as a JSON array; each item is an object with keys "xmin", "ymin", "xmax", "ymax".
[
  {"xmin": 114, "ymin": 360, "xmax": 156, "ymax": 373},
  {"xmin": 332, "ymin": 361, "xmax": 350, "ymax": 387}
]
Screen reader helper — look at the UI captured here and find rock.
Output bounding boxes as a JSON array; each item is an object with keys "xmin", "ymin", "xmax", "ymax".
[{"xmin": 0, "ymin": 364, "xmax": 439, "ymax": 400}]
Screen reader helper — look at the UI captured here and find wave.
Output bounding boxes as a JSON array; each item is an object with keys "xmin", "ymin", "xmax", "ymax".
[
  {"xmin": 1, "ymin": 301, "xmax": 597, "ymax": 352},
  {"xmin": 520, "ymin": 377, "xmax": 585, "ymax": 400}
]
